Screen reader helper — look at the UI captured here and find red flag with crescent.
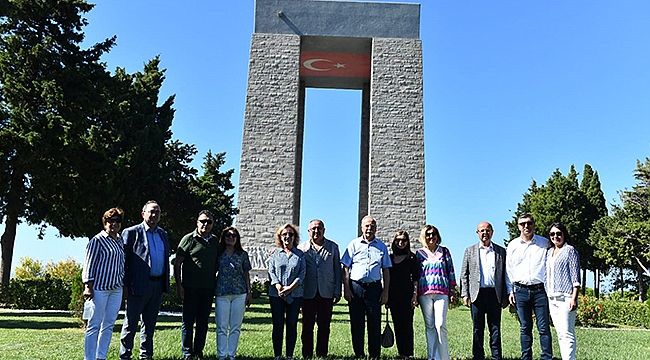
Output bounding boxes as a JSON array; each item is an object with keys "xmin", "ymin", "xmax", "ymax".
[{"xmin": 300, "ymin": 52, "xmax": 370, "ymax": 78}]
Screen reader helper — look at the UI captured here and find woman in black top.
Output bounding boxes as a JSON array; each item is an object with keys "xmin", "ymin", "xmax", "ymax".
[{"xmin": 387, "ymin": 230, "xmax": 421, "ymax": 359}]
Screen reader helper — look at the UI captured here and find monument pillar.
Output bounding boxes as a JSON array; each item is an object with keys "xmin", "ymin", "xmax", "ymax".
[{"xmin": 237, "ymin": 0, "xmax": 426, "ymax": 269}]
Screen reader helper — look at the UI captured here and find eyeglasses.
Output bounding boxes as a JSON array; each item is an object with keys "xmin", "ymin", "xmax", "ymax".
[
  {"xmin": 518, "ymin": 221, "xmax": 534, "ymax": 227},
  {"xmin": 549, "ymin": 231, "xmax": 563, "ymax": 237},
  {"xmin": 198, "ymin": 219, "xmax": 213, "ymax": 225},
  {"xmin": 106, "ymin": 217, "xmax": 122, "ymax": 224},
  {"xmin": 281, "ymin": 232, "xmax": 295, "ymax": 238}
]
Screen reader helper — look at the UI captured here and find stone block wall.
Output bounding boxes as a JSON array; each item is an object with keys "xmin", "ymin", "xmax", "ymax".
[
  {"xmin": 368, "ymin": 38, "xmax": 426, "ymax": 243},
  {"xmin": 236, "ymin": 33, "xmax": 303, "ymax": 267}
]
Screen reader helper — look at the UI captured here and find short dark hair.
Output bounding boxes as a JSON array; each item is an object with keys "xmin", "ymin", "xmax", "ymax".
[
  {"xmin": 102, "ymin": 207, "xmax": 124, "ymax": 226},
  {"xmin": 198, "ymin": 209, "xmax": 214, "ymax": 220},
  {"xmin": 518, "ymin": 213, "xmax": 535, "ymax": 223}
]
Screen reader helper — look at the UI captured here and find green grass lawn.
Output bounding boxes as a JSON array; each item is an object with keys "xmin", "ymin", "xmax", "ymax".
[{"xmin": 0, "ymin": 297, "xmax": 648, "ymax": 360}]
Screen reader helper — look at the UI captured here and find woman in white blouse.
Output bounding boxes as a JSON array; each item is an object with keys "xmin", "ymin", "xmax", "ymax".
[{"xmin": 545, "ymin": 222, "xmax": 580, "ymax": 360}]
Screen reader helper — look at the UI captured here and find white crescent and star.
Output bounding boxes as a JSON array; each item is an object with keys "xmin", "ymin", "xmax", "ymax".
[{"xmin": 303, "ymin": 58, "xmax": 346, "ymax": 71}]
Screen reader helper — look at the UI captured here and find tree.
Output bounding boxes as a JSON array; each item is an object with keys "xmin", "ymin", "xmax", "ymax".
[
  {"xmin": 0, "ymin": 0, "xmax": 238, "ymax": 285},
  {"xmin": 44, "ymin": 255, "xmax": 80, "ymax": 284},
  {"xmin": 162, "ymin": 149, "xmax": 237, "ymax": 250},
  {"xmin": 0, "ymin": 0, "xmax": 115, "ymax": 285},
  {"xmin": 590, "ymin": 159, "xmax": 650, "ymax": 301},
  {"xmin": 13, "ymin": 257, "xmax": 45, "ymax": 280},
  {"xmin": 580, "ymin": 164, "xmax": 609, "ymax": 295},
  {"xmin": 506, "ymin": 165, "xmax": 608, "ymax": 294}
]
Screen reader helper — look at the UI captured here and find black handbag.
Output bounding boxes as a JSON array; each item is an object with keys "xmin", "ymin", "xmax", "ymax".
[{"xmin": 381, "ymin": 308, "xmax": 394, "ymax": 348}]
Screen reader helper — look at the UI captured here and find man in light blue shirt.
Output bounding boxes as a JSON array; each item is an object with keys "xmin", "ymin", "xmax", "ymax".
[
  {"xmin": 341, "ymin": 215, "xmax": 391, "ymax": 359},
  {"xmin": 120, "ymin": 201, "xmax": 170, "ymax": 360}
]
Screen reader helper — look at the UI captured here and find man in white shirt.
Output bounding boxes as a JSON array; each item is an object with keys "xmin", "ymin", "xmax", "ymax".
[{"xmin": 506, "ymin": 214, "xmax": 552, "ymax": 360}]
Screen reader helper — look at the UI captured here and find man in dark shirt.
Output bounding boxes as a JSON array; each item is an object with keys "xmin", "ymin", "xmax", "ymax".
[{"xmin": 174, "ymin": 210, "xmax": 218, "ymax": 360}]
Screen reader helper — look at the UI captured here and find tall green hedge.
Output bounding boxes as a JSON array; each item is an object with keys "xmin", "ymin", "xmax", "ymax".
[{"xmin": 8, "ymin": 276, "xmax": 71, "ymax": 310}]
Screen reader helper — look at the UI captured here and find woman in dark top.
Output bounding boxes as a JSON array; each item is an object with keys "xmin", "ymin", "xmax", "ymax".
[{"xmin": 387, "ymin": 230, "xmax": 421, "ymax": 359}]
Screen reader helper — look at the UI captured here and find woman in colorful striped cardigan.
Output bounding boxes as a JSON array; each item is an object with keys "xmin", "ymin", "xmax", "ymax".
[{"xmin": 416, "ymin": 225, "xmax": 456, "ymax": 360}]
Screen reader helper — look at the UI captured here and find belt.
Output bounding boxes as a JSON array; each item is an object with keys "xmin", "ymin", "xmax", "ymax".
[
  {"xmin": 514, "ymin": 282, "xmax": 544, "ymax": 290},
  {"xmin": 353, "ymin": 280, "xmax": 380, "ymax": 287},
  {"xmin": 149, "ymin": 275, "xmax": 164, "ymax": 281}
]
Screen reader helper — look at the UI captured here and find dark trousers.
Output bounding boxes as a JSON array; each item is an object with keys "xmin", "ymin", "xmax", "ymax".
[
  {"xmin": 120, "ymin": 278, "xmax": 164, "ymax": 360},
  {"xmin": 181, "ymin": 287, "xmax": 214, "ymax": 357},
  {"xmin": 270, "ymin": 295, "xmax": 303, "ymax": 357},
  {"xmin": 470, "ymin": 288, "xmax": 502, "ymax": 360},
  {"xmin": 349, "ymin": 281, "xmax": 382, "ymax": 359},
  {"xmin": 388, "ymin": 298, "xmax": 415, "ymax": 357},
  {"xmin": 301, "ymin": 292, "xmax": 335, "ymax": 358},
  {"xmin": 514, "ymin": 285, "xmax": 552, "ymax": 360}
]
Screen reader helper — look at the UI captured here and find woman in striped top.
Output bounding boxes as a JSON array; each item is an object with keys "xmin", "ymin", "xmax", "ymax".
[
  {"xmin": 82, "ymin": 207, "xmax": 125, "ymax": 360},
  {"xmin": 416, "ymin": 225, "xmax": 456, "ymax": 360}
]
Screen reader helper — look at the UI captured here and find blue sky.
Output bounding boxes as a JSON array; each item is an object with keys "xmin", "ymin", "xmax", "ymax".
[{"xmin": 4, "ymin": 1, "xmax": 650, "ymax": 287}]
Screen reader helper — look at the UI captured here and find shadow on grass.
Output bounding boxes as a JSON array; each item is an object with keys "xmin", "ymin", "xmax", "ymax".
[{"xmin": 0, "ymin": 318, "xmax": 79, "ymax": 330}]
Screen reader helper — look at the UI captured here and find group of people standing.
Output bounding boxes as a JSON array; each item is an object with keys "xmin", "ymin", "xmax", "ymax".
[
  {"xmin": 81, "ymin": 202, "xmax": 580, "ymax": 360},
  {"xmin": 459, "ymin": 214, "xmax": 581, "ymax": 360},
  {"xmin": 82, "ymin": 201, "xmax": 252, "ymax": 360}
]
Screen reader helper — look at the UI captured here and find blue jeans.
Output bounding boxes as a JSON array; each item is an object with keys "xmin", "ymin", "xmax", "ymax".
[
  {"xmin": 270, "ymin": 295, "xmax": 303, "ymax": 357},
  {"xmin": 514, "ymin": 285, "xmax": 552, "ymax": 360},
  {"xmin": 181, "ymin": 287, "xmax": 214, "ymax": 357},
  {"xmin": 120, "ymin": 278, "xmax": 164, "ymax": 359}
]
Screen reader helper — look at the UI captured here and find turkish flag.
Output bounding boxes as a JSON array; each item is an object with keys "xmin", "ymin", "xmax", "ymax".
[{"xmin": 300, "ymin": 52, "xmax": 370, "ymax": 78}]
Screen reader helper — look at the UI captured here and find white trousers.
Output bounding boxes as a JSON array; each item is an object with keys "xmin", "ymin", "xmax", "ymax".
[
  {"xmin": 548, "ymin": 295, "xmax": 577, "ymax": 360},
  {"xmin": 419, "ymin": 293, "xmax": 450, "ymax": 360},
  {"xmin": 216, "ymin": 293, "xmax": 247, "ymax": 358},
  {"xmin": 84, "ymin": 287, "xmax": 122, "ymax": 360}
]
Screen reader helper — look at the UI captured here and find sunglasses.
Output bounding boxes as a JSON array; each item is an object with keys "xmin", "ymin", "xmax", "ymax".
[
  {"xmin": 549, "ymin": 231, "xmax": 563, "ymax": 237},
  {"xmin": 106, "ymin": 217, "xmax": 122, "ymax": 224},
  {"xmin": 198, "ymin": 219, "xmax": 213, "ymax": 225},
  {"xmin": 281, "ymin": 232, "xmax": 295, "ymax": 238},
  {"xmin": 518, "ymin": 221, "xmax": 534, "ymax": 227}
]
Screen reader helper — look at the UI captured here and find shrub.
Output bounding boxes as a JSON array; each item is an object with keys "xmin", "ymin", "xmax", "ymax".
[
  {"xmin": 0, "ymin": 283, "xmax": 10, "ymax": 307},
  {"xmin": 449, "ymin": 285, "xmax": 463, "ymax": 309},
  {"xmin": 69, "ymin": 268, "xmax": 85, "ymax": 319},
  {"xmin": 160, "ymin": 276, "xmax": 182, "ymax": 312},
  {"xmin": 601, "ymin": 298, "xmax": 649, "ymax": 328},
  {"xmin": 250, "ymin": 279, "xmax": 269, "ymax": 299},
  {"xmin": 576, "ymin": 296, "xmax": 604, "ymax": 327},
  {"xmin": 8, "ymin": 275, "xmax": 71, "ymax": 310},
  {"xmin": 45, "ymin": 256, "xmax": 82, "ymax": 285},
  {"xmin": 607, "ymin": 290, "xmax": 638, "ymax": 302},
  {"xmin": 13, "ymin": 257, "xmax": 45, "ymax": 280}
]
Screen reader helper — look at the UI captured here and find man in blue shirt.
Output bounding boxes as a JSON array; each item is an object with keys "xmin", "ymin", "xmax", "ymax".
[
  {"xmin": 120, "ymin": 200, "xmax": 170, "ymax": 360},
  {"xmin": 341, "ymin": 215, "xmax": 392, "ymax": 359}
]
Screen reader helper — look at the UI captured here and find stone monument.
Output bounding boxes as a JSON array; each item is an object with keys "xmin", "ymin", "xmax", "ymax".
[{"xmin": 236, "ymin": 0, "xmax": 426, "ymax": 271}]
